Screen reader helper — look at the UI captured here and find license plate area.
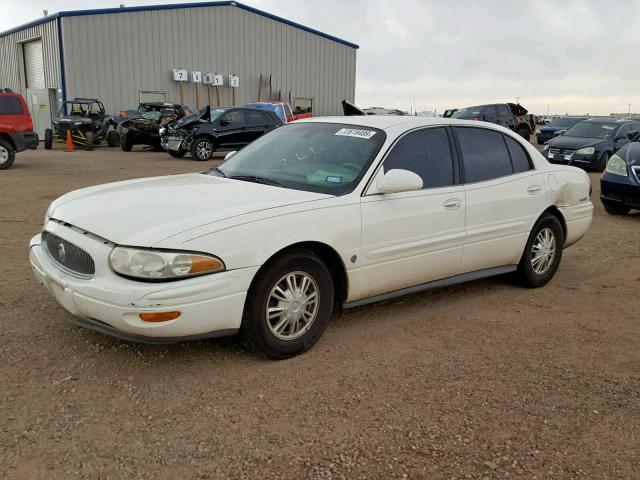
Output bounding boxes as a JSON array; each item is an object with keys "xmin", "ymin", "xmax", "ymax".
[{"xmin": 166, "ymin": 138, "xmax": 183, "ymax": 151}]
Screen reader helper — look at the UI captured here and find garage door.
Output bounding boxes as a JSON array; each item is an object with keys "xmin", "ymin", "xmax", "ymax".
[{"xmin": 23, "ymin": 39, "xmax": 45, "ymax": 89}]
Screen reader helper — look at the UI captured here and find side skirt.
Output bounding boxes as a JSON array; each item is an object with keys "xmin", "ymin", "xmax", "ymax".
[{"xmin": 343, "ymin": 266, "xmax": 517, "ymax": 309}]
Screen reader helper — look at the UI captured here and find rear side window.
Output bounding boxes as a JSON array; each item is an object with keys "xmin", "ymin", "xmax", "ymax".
[
  {"xmin": 0, "ymin": 96, "xmax": 24, "ymax": 115},
  {"xmin": 383, "ymin": 127, "xmax": 455, "ymax": 189},
  {"xmin": 455, "ymin": 127, "xmax": 512, "ymax": 183},
  {"xmin": 504, "ymin": 135, "xmax": 532, "ymax": 173},
  {"xmin": 247, "ymin": 110, "xmax": 266, "ymax": 125},
  {"xmin": 221, "ymin": 110, "xmax": 244, "ymax": 125}
]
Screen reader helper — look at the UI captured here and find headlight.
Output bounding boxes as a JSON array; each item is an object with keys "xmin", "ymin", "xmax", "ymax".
[
  {"xmin": 604, "ymin": 154, "xmax": 628, "ymax": 176},
  {"xmin": 575, "ymin": 147, "xmax": 595, "ymax": 156},
  {"xmin": 110, "ymin": 247, "xmax": 225, "ymax": 280},
  {"xmin": 159, "ymin": 127, "xmax": 167, "ymax": 136}
]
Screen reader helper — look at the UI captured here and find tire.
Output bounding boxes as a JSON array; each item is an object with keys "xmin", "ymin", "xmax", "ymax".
[
  {"xmin": 120, "ymin": 132, "xmax": 133, "ymax": 152},
  {"xmin": 240, "ymin": 249, "xmax": 335, "ymax": 359},
  {"xmin": 517, "ymin": 128, "xmax": 531, "ymax": 141},
  {"xmin": 603, "ymin": 203, "xmax": 630, "ymax": 215},
  {"xmin": 107, "ymin": 130, "xmax": 120, "ymax": 148},
  {"xmin": 84, "ymin": 131, "xmax": 95, "ymax": 151},
  {"xmin": 190, "ymin": 136, "xmax": 216, "ymax": 161},
  {"xmin": 595, "ymin": 152, "xmax": 609, "ymax": 173},
  {"xmin": 168, "ymin": 148, "xmax": 187, "ymax": 158},
  {"xmin": 515, "ymin": 213, "xmax": 564, "ymax": 288},
  {"xmin": 0, "ymin": 139, "xmax": 15, "ymax": 170},
  {"xmin": 44, "ymin": 129, "xmax": 53, "ymax": 150}
]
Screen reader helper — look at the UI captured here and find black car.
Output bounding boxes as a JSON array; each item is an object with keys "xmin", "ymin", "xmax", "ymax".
[
  {"xmin": 535, "ymin": 116, "xmax": 588, "ymax": 144},
  {"xmin": 118, "ymin": 102, "xmax": 192, "ymax": 151},
  {"xmin": 452, "ymin": 103, "xmax": 535, "ymax": 140},
  {"xmin": 542, "ymin": 118, "xmax": 640, "ymax": 171},
  {"xmin": 600, "ymin": 131, "xmax": 640, "ymax": 215},
  {"xmin": 161, "ymin": 106, "xmax": 282, "ymax": 160}
]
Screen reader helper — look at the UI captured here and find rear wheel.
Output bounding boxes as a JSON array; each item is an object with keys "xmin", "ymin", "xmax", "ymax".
[
  {"xmin": 107, "ymin": 130, "xmax": 120, "ymax": 147},
  {"xmin": 517, "ymin": 127, "xmax": 531, "ymax": 141},
  {"xmin": 84, "ymin": 131, "xmax": 95, "ymax": 151},
  {"xmin": 240, "ymin": 249, "xmax": 334, "ymax": 359},
  {"xmin": 120, "ymin": 132, "xmax": 133, "ymax": 152},
  {"xmin": 603, "ymin": 203, "xmax": 630, "ymax": 215},
  {"xmin": 515, "ymin": 213, "xmax": 564, "ymax": 288},
  {"xmin": 190, "ymin": 137, "xmax": 216, "ymax": 161},
  {"xmin": 0, "ymin": 140, "xmax": 15, "ymax": 170},
  {"xmin": 44, "ymin": 129, "xmax": 53, "ymax": 150}
]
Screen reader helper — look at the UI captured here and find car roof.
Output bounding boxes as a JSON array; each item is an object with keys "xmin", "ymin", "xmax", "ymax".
[
  {"xmin": 581, "ymin": 117, "xmax": 636, "ymax": 124},
  {"xmin": 298, "ymin": 115, "xmax": 484, "ymax": 130}
]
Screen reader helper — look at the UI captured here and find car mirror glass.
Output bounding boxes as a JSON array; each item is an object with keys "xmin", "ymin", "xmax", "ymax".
[{"xmin": 376, "ymin": 169, "xmax": 423, "ymax": 194}]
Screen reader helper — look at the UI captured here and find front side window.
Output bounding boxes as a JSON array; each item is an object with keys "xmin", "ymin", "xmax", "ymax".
[
  {"xmin": 221, "ymin": 110, "xmax": 244, "ymax": 125},
  {"xmin": 482, "ymin": 106, "xmax": 498, "ymax": 123},
  {"xmin": 455, "ymin": 127, "xmax": 513, "ymax": 183},
  {"xmin": 213, "ymin": 123, "xmax": 386, "ymax": 195},
  {"xmin": 383, "ymin": 127, "xmax": 455, "ymax": 189}
]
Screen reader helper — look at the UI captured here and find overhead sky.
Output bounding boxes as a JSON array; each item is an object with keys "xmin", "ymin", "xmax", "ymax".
[{"xmin": 3, "ymin": 0, "xmax": 640, "ymax": 115}]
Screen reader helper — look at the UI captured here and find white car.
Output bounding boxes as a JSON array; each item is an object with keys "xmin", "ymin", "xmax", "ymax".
[{"xmin": 29, "ymin": 117, "xmax": 593, "ymax": 358}]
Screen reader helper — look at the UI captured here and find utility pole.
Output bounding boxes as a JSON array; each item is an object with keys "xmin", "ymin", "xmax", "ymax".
[
  {"xmin": 628, "ymin": 103, "xmax": 632, "ymax": 115},
  {"xmin": 516, "ymin": 96, "xmax": 520, "ymax": 105}
]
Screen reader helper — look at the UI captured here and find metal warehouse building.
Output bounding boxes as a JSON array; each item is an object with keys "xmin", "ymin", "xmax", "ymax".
[{"xmin": 0, "ymin": 1, "xmax": 358, "ymax": 137}]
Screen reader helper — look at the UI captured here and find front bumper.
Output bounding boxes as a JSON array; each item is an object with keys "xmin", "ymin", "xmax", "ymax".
[
  {"xmin": 29, "ymin": 224, "xmax": 258, "ymax": 343},
  {"xmin": 600, "ymin": 174, "xmax": 640, "ymax": 209}
]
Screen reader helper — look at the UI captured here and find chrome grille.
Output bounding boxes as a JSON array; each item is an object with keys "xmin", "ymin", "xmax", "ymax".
[
  {"xmin": 42, "ymin": 231, "xmax": 95, "ymax": 278},
  {"xmin": 548, "ymin": 148, "xmax": 576, "ymax": 156}
]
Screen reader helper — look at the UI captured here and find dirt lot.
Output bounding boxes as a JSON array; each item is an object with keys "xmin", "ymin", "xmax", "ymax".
[{"xmin": 1, "ymin": 144, "xmax": 639, "ymax": 480}]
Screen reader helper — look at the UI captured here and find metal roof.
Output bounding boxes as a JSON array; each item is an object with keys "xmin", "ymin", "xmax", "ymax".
[{"xmin": 0, "ymin": 1, "xmax": 359, "ymax": 49}]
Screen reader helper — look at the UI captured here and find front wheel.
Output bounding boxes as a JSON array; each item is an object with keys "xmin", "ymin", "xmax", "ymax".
[
  {"xmin": 84, "ymin": 131, "xmax": 95, "ymax": 151},
  {"xmin": 595, "ymin": 152, "xmax": 609, "ymax": 172},
  {"xmin": 44, "ymin": 128, "xmax": 53, "ymax": 150},
  {"xmin": 240, "ymin": 249, "xmax": 335, "ymax": 359},
  {"xmin": 0, "ymin": 140, "xmax": 16, "ymax": 170},
  {"xmin": 120, "ymin": 132, "xmax": 133, "ymax": 152},
  {"xmin": 107, "ymin": 129, "xmax": 120, "ymax": 147},
  {"xmin": 515, "ymin": 213, "xmax": 564, "ymax": 288},
  {"xmin": 190, "ymin": 137, "xmax": 216, "ymax": 161}
]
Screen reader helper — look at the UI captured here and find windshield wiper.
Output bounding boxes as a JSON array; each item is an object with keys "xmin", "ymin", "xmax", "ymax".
[
  {"xmin": 228, "ymin": 175, "xmax": 283, "ymax": 187},
  {"xmin": 209, "ymin": 167, "xmax": 227, "ymax": 177}
]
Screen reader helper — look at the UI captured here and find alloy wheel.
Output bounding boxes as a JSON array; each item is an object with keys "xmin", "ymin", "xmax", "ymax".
[
  {"xmin": 531, "ymin": 227, "xmax": 556, "ymax": 275},
  {"xmin": 0, "ymin": 146, "xmax": 8, "ymax": 164},
  {"xmin": 266, "ymin": 271, "xmax": 319, "ymax": 341},
  {"xmin": 196, "ymin": 140, "xmax": 213, "ymax": 159}
]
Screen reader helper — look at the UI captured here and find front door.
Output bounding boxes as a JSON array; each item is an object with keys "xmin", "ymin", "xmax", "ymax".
[
  {"xmin": 25, "ymin": 88, "xmax": 51, "ymax": 138},
  {"xmin": 358, "ymin": 127, "xmax": 466, "ymax": 299}
]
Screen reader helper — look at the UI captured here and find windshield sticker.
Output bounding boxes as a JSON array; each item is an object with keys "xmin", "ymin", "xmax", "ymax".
[
  {"xmin": 335, "ymin": 128, "xmax": 377, "ymax": 139},
  {"xmin": 326, "ymin": 176, "xmax": 343, "ymax": 183},
  {"xmin": 601, "ymin": 125, "xmax": 614, "ymax": 130}
]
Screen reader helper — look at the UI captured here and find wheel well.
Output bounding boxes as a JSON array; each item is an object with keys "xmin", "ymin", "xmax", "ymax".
[
  {"xmin": 0, "ymin": 133, "xmax": 15, "ymax": 149},
  {"xmin": 259, "ymin": 242, "xmax": 349, "ymax": 306},
  {"xmin": 541, "ymin": 206, "xmax": 567, "ymax": 240},
  {"xmin": 194, "ymin": 133, "xmax": 217, "ymax": 144}
]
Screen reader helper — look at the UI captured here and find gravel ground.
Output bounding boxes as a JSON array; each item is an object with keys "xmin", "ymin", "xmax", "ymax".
[{"xmin": 1, "ymin": 144, "xmax": 639, "ymax": 480}]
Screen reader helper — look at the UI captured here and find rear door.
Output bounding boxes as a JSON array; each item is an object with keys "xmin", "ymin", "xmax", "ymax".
[
  {"xmin": 245, "ymin": 110, "xmax": 271, "ymax": 143},
  {"xmin": 454, "ymin": 127, "xmax": 543, "ymax": 272},
  {"xmin": 359, "ymin": 127, "xmax": 466, "ymax": 298}
]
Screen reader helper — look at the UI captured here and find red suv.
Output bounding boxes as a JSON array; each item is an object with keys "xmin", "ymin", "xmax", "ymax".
[{"xmin": 0, "ymin": 89, "xmax": 38, "ymax": 170}]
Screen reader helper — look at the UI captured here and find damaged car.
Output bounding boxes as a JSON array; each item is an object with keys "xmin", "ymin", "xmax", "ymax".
[
  {"xmin": 44, "ymin": 98, "xmax": 118, "ymax": 151},
  {"xmin": 160, "ymin": 106, "xmax": 282, "ymax": 161},
  {"xmin": 118, "ymin": 102, "xmax": 192, "ymax": 152}
]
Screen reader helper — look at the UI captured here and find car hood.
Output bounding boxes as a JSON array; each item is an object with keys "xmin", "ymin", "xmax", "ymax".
[
  {"xmin": 540, "ymin": 126, "xmax": 563, "ymax": 132},
  {"xmin": 546, "ymin": 135, "xmax": 606, "ymax": 150},
  {"xmin": 47, "ymin": 174, "xmax": 331, "ymax": 246}
]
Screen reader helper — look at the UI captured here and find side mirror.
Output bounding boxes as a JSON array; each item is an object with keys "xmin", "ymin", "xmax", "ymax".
[
  {"xmin": 553, "ymin": 129, "xmax": 566, "ymax": 137},
  {"xmin": 224, "ymin": 150, "xmax": 237, "ymax": 161},
  {"xmin": 376, "ymin": 169, "xmax": 423, "ymax": 194}
]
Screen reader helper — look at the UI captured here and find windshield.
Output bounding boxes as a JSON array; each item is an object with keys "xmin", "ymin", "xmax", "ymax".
[
  {"xmin": 550, "ymin": 117, "xmax": 583, "ymax": 128},
  {"xmin": 452, "ymin": 106, "xmax": 483, "ymax": 119},
  {"xmin": 564, "ymin": 122, "xmax": 617, "ymax": 139},
  {"xmin": 139, "ymin": 104, "xmax": 174, "ymax": 115},
  {"xmin": 213, "ymin": 123, "xmax": 386, "ymax": 195}
]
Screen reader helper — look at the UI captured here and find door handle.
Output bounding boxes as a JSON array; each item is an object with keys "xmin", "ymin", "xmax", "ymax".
[
  {"xmin": 527, "ymin": 185, "xmax": 542, "ymax": 195},
  {"xmin": 443, "ymin": 198, "xmax": 462, "ymax": 210}
]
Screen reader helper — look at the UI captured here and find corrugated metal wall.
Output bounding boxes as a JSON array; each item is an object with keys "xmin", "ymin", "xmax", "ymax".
[
  {"xmin": 0, "ymin": 20, "xmax": 60, "ymax": 94},
  {"xmin": 60, "ymin": 5, "xmax": 356, "ymax": 115}
]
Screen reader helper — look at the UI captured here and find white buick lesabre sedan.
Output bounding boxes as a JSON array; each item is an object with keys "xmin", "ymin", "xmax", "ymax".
[{"xmin": 29, "ymin": 117, "xmax": 593, "ymax": 358}]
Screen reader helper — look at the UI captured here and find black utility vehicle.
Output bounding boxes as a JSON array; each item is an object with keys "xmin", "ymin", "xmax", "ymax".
[
  {"xmin": 161, "ymin": 106, "xmax": 282, "ymax": 161},
  {"xmin": 44, "ymin": 98, "xmax": 118, "ymax": 150},
  {"xmin": 118, "ymin": 102, "xmax": 192, "ymax": 151},
  {"xmin": 452, "ymin": 103, "xmax": 535, "ymax": 140},
  {"xmin": 542, "ymin": 118, "xmax": 640, "ymax": 171}
]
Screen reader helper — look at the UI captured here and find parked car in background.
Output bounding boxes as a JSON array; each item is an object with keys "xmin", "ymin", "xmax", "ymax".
[
  {"xmin": 44, "ymin": 98, "xmax": 118, "ymax": 151},
  {"xmin": 0, "ymin": 89, "xmax": 38, "ymax": 170},
  {"xmin": 30, "ymin": 116, "xmax": 593, "ymax": 358},
  {"xmin": 443, "ymin": 109, "xmax": 458, "ymax": 118},
  {"xmin": 536, "ymin": 116, "xmax": 588, "ymax": 144},
  {"xmin": 118, "ymin": 102, "xmax": 192, "ymax": 151},
  {"xmin": 452, "ymin": 103, "xmax": 535, "ymax": 140},
  {"xmin": 245, "ymin": 101, "xmax": 312, "ymax": 123},
  {"xmin": 542, "ymin": 118, "xmax": 640, "ymax": 171},
  {"xmin": 161, "ymin": 105, "xmax": 282, "ymax": 160},
  {"xmin": 600, "ymin": 131, "xmax": 640, "ymax": 215}
]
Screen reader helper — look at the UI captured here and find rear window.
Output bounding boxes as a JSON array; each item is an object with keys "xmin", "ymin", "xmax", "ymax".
[{"xmin": 0, "ymin": 95, "xmax": 24, "ymax": 115}]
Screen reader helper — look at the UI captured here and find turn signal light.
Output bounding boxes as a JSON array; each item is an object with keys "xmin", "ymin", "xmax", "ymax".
[
  {"xmin": 139, "ymin": 311, "xmax": 181, "ymax": 322},
  {"xmin": 189, "ymin": 255, "xmax": 224, "ymax": 274}
]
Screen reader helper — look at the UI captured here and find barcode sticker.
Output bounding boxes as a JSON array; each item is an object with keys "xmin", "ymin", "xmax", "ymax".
[{"xmin": 334, "ymin": 128, "xmax": 376, "ymax": 139}]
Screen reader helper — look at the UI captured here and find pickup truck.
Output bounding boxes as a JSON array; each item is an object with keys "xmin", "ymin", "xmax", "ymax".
[{"xmin": 452, "ymin": 103, "xmax": 536, "ymax": 141}]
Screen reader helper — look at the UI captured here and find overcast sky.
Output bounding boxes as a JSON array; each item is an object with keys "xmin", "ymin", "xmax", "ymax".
[{"xmin": 3, "ymin": 0, "xmax": 640, "ymax": 115}]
